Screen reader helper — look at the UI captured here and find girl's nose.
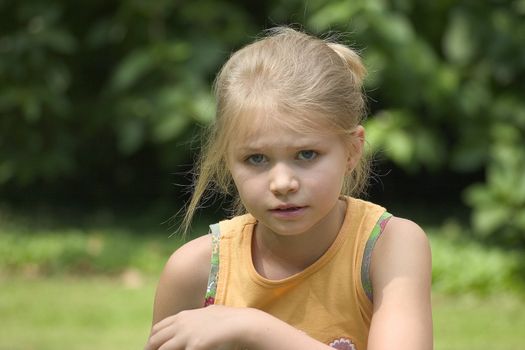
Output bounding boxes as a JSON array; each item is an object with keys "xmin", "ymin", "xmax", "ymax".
[{"xmin": 269, "ymin": 163, "xmax": 299, "ymax": 195}]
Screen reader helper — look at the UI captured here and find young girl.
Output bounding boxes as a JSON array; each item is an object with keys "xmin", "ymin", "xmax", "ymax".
[{"xmin": 145, "ymin": 27, "xmax": 433, "ymax": 350}]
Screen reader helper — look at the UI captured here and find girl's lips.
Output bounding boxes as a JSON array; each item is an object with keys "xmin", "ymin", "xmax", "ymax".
[
  {"xmin": 272, "ymin": 203, "xmax": 304, "ymax": 210},
  {"xmin": 269, "ymin": 206, "xmax": 307, "ymax": 218}
]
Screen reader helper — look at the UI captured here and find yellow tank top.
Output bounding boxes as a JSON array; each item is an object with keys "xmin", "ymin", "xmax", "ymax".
[{"xmin": 204, "ymin": 196, "xmax": 391, "ymax": 350}]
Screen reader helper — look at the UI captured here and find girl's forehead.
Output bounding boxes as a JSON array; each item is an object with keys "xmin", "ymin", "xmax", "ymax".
[
  {"xmin": 233, "ymin": 109, "xmax": 335, "ymax": 139},
  {"xmin": 229, "ymin": 112, "xmax": 341, "ymax": 150}
]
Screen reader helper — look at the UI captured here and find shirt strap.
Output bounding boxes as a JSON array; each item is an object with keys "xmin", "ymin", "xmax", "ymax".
[
  {"xmin": 204, "ymin": 223, "xmax": 221, "ymax": 306},
  {"xmin": 361, "ymin": 211, "xmax": 393, "ymax": 301}
]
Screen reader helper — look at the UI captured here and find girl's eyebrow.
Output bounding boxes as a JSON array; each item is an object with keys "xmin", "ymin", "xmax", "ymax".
[
  {"xmin": 235, "ymin": 145, "xmax": 261, "ymax": 153},
  {"xmin": 236, "ymin": 140, "xmax": 324, "ymax": 153}
]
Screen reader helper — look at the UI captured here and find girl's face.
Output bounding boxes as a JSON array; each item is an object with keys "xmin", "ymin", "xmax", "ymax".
[{"xmin": 227, "ymin": 116, "xmax": 363, "ymax": 238}]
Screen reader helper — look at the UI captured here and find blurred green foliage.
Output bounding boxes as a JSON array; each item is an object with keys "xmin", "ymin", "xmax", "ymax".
[
  {"xmin": 0, "ymin": 0, "xmax": 257, "ymax": 196},
  {"xmin": 1, "ymin": 0, "xmax": 524, "ymax": 244},
  {"xmin": 0, "ymin": 219, "xmax": 178, "ymax": 275},
  {"xmin": 429, "ymin": 223, "xmax": 525, "ymax": 295}
]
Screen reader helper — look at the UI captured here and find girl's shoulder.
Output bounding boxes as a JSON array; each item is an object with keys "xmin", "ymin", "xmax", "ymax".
[
  {"xmin": 371, "ymin": 216, "xmax": 430, "ymax": 273},
  {"xmin": 166, "ymin": 233, "xmax": 213, "ymax": 281},
  {"xmin": 378, "ymin": 216, "xmax": 429, "ymax": 250},
  {"xmin": 369, "ymin": 215, "xmax": 431, "ymax": 297},
  {"xmin": 151, "ymin": 234, "xmax": 212, "ymax": 323},
  {"xmin": 369, "ymin": 215, "xmax": 432, "ymax": 305}
]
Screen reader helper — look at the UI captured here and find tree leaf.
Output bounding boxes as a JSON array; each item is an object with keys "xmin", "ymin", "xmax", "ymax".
[{"xmin": 443, "ymin": 10, "xmax": 476, "ymax": 65}]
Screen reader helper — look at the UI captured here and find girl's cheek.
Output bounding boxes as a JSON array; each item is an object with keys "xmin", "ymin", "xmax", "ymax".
[{"xmin": 235, "ymin": 172, "xmax": 261, "ymax": 187}]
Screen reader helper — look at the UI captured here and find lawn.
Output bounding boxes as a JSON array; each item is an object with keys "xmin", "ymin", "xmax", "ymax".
[
  {"xmin": 1, "ymin": 276, "xmax": 525, "ymax": 350},
  {"xmin": 0, "ymin": 276, "xmax": 155, "ymax": 350},
  {"xmin": 432, "ymin": 293, "xmax": 525, "ymax": 350}
]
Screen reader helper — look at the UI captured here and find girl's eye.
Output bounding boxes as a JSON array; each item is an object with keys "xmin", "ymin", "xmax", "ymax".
[
  {"xmin": 246, "ymin": 154, "xmax": 267, "ymax": 165},
  {"xmin": 297, "ymin": 150, "xmax": 318, "ymax": 161}
]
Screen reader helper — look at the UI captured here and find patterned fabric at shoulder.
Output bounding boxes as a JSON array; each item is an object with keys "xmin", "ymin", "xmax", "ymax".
[
  {"xmin": 204, "ymin": 223, "xmax": 220, "ymax": 306},
  {"xmin": 360, "ymin": 211, "xmax": 393, "ymax": 301}
]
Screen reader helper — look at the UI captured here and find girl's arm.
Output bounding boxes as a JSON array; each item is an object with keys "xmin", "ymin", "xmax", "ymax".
[
  {"xmin": 148, "ymin": 234, "xmax": 212, "ymax": 326},
  {"xmin": 367, "ymin": 217, "xmax": 433, "ymax": 350},
  {"xmin": 145, "ymin": 234, "xmax": 335, "ymax": 350},
  {"xmin": 147, "ymin": 305, "xmax": 336, "ymax": 350}
]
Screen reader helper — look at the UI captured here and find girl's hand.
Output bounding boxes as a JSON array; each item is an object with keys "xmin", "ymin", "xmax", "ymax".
[{"xmin": 145, "ymin": 305, "xmax": 251, "ymax": 350}]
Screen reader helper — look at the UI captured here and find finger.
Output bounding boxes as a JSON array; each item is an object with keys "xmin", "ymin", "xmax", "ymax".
[
  {"xmin": 150, "ymin": 314, "xmax": 178, "ymax": 337},
  {"xmin": 148, "ymin": 315, "xmax": 188, "ymax": 350},
  {"xmin": 157, "ymin": 335, "xmax": 185, "ymax": 350},
  {"xmin": 147, "ymin": 324, "xmax": 179, "ymax": 350}
]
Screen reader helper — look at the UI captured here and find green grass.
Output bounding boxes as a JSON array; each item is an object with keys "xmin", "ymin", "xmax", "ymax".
[
  {"xmin": 433, "ymin": 294, "xmax": 525, "ymax": 350},
  {"xmin": 1, "ymin": 276, "xmax": 525, "ymax": 350},
  {"xmin": 0, "ymin": 276, "xmax": 156, "ymax": 350}
]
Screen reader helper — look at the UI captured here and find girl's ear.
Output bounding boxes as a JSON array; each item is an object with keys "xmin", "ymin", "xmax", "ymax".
[{"xmin": 346, "ymin": 125, "xmax": 365, "ymax": 173}]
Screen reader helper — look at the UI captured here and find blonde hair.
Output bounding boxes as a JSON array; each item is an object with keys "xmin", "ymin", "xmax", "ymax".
[{"xmin": 181, "ymin": 27, "xmax": 369, "ymax": 235}]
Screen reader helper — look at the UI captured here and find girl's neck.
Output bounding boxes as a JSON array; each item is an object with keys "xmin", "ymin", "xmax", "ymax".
[{"xmin": 251, "ymin": 198, "xmax": 347, "ymax": 280}]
